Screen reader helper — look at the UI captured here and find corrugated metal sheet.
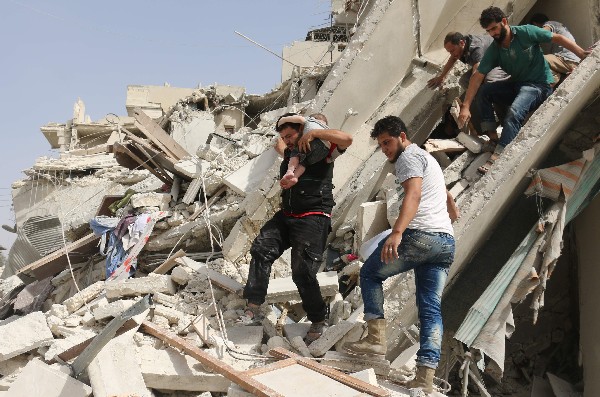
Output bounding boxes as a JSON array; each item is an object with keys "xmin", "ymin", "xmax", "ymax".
[
  {"xmin": 455, "ymin": 145, "xmax": 600, "ymax": 348},
  {"xmin": 3, "ymin": 216, "xmax": 63, "ymax": 278}
]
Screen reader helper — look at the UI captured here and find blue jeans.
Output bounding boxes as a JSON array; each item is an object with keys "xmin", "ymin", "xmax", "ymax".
[
  {"xmin": 477, "ymin": 81, "xmax": 552, "ymax": 148},
  {"xmin": 361, "ymin": 229, "xmax": 455, "ymax": 369}
]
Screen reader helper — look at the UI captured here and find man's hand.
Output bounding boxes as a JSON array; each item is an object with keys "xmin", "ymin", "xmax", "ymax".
[
  {"xmin": 458, "ymin": 105, "xmax": 471, "ymax": 128},
  {"xmin": 297, "ymin": 130, "xmax": 316, "ymax": 153},
  {"xmin": 280, "ymin": 178, "xmax": 294, "ymax": 189},
  {"xmin": 427, "ymin": 75, "xmax": 444, "ymax": 89},
  {"xmin": 381, "ymin": 231, "xmax": 402, "ymax": 264}
]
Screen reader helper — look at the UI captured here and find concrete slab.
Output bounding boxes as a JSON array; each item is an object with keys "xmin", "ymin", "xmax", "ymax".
[
  {"xmin": 0, "ymin": 311, "xmax": 53, "ymax": 360},
  {"xmin": 308, "ymin": 320, "xmax": 355, "ymax": 357},
  {"xmin": 266, "ymin": 271, "xmax": 339, "ymax": 304},
  {"xmin": 5, "ymin": 360, "xmax": 92, "ymax": 397},
  {"xmin": 139, "ymin": 345, "xmax": 230, "ymax": 392},
  {"xmin": 87, "ymin": 330, "xmax": 151, "ymax": 397},
  {"xmin": 283, "ymin": 322, "xmax": 311, "ymax": 340},
  {"xmin": 223, "ymin": 147, "xmax": 279, "ymax": 196},
  {"xmin": 357, "ymin": 200, "xmax": 389, "ymax": 247}
]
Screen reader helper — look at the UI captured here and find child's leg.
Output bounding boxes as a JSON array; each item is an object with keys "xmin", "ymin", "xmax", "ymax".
[{"xmin": 284, "ymin": 156, "xmax": 299, "ymax": 180}]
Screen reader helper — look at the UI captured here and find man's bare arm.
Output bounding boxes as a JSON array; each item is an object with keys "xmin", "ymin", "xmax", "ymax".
[
  {"xmin": 428, "ymin": 57, "xmax": 458, "ymax": 89},
  {"xmin": 458, "ymin": 70, "xmax": 485, "ymax": 128},
  {"xmin": 298, "ymin": 129, "xmax": 353, "ymax": 152},
  {"xmin": 446, "ymin": 190, "xmax": 460, "ymax": 222},
  {"xmin": 551, "ymin": 33, "xmax": 590, "ymax": 60},
  {"xmin": 382, "ymin": 177, "xmax": 422, "ymax": 263}
]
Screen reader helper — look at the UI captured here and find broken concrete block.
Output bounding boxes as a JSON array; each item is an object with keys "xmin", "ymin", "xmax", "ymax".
[
  {"xmin": 423, "ymin": 138, "xmax": 465, "ymax": 153},
  {"xmin": 87, "ymin": 330, "xmax": 151, "ymax": 397},
  {"xmin": 49, "ymin": 304, "xmax": 69, "ymax": 319},
  {"xmin": 5, "ymin": 359, "xmax": 92, "ymax": 397},
  {"xmin": 283, "ymin": 322, "xmax": 311, "ymax": 340},
  {"xmin": 92, "ymin": 299, "xmax": 136, "ymax": 321},
  {"xmin": 330, "ymin": 299, "xmax": 352, "ymax": 325},
  {"xmin": 171, "ymin": 266, "xmax": 193, "ymax": 285},
  {"xmin": 430, "ymin": 151, "xmax": 452, "ymax": 169},
  {"xmin": 350, "ymin": 368, "xmax": 379, "ymax": 386},
  {"xmin": 44, "ymin": 329, "xmax": 97, "ymax": 361},
  {"xmin": 357, "ymin": 200, "xmax": 389, "ymax": 248},
  {"xmin": 130, "ymin": 192, "xmax": 171, "ymax": 210},
  {"xmin": 266, "ymin": 336, "xmax": 287, "ymax": 350},
  {"xmin": 222, "ymin": 217, "xmax": 252, "ymax": 263},
  {"xmin": 0, "ymin": 354, "xmax": 28, "ymax": 377},
  {"xmin": 265, "ymin": 271, "xmax": 339, "ymax": 304},
  {"xmin": 13, "ymin": 277, "xmax": 53, "ymax": 315},
  {"xmin": 227, "ymin": 384, "xmax": 254, "ymax": 397},
  {"xmin": 289, "ymin": 336, "xmax": 312, "ymax": 357},
  {"xmin": 105, "ymin": 274, "xmax": 176, "ymax": 299},
  {"xmin": 154, "ymin": 304, "xmax": 185, "ymax": 325},
  {"xmin": 463, "ymin": 152, "xmax": 491, "ymax": 182},
  {"xmin": 449, "ymin": 179, "xmax": 469, "ymax": 200},
  {"xmin": 379, "ymin": 172, "xmax": 402, "ymax": 227},
  {"xmin": 0, "ymin": 312, "xmax": 53, "ymax": 361},
  {"xmin": 139, "ymin": 345, "xmax": 230, "ymax": 392},
  {"xmin": 456, "ymin": 132, "xmax": 483, "ymax": 153},
  {"xmin": 63, "ymin": 281, "xmax": 105, "ymax": 313},
  {"xmin": 226, "ymin": 326, "xmax": 264, "ymax": 352},
  {"xmin": 223, "ymin": 147, "xmax": 279, "ymax": 195},
  {"xmin": 308, "ymin": 320, "xmax": 355, "ymax": 357}
]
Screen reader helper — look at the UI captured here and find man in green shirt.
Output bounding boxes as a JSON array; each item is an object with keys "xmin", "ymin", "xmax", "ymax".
[{"xmin": 458, "ymin": 6, "xmax": 589, "ymax": 174}]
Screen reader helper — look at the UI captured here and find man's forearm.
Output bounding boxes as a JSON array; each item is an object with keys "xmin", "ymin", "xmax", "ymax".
[
  {"xmin": 463, "ymin": 71, "xmax": 485, "ymax": 108},
  {"xmin": 392, "ymin": 190, "xmax": 420, "ymax": 235},
  {"xmin": 552, "ymin": 34, "xmax": 587, "ymax": 59},
  {"xmin": 440, "ymin": 57, "xmax": 458, "ymax": 79},
  {"xmin": 312, "ymin": 129, "xmax": 353, "ymax": 149}
]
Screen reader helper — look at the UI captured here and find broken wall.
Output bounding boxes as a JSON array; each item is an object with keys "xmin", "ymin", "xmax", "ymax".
[{"xmin": 575, "ymin": 195, "xmax": 600, "ymax": 397}]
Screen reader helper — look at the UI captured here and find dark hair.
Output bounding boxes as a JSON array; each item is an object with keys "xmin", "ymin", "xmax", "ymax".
[
  {"xmin": 275, "ymin": 112, "xmax": 303, "ymax": 133},
  {"xmin": 480, "ymin": 6, "xmax": 506, "ymax": 28},
  {"xmin": 371, "ymin": 116, "xmax": 407, "ymax": 139},
  {"xmin": 444, "ymin": 32, "xmax": 465, "ymax": 45},
  {"xmin": 530, "ymin": 13, "xmax": 549, "ymax": 26}
]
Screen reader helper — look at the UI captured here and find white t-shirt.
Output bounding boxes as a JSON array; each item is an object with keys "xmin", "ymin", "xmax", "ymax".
[{"xmin": 395, "ymin": 144, "xmax": 453, "ymax": 236}]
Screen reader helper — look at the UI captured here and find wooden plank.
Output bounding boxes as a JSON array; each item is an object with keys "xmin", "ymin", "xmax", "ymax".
[
  {"xmin": 152, "ymin": 249, "xmax": 187, "ymax": 275},
  {"xmin": 268, "ymin": 348, "xmax": 391, "ymax": 397},
  {"xmin": 243, "ymin": 358, "xmax": 296, "ymax": 377},
  {"xmin": 17, "ymin": 233, "xmax": 100, "ymax": 280},
  {"xmin": 133, "ymin": 108, "xmax": 190, "ymax": 160},
  {"xmin": 177, "ymin": 257, "xmax": 244, "ymax": 294},
  {"xmin": 113, "ymin": 142, "xmax": 172, "ymax": 184},
  {"xmin": 140, "ymin": 321, "xmax": 283, "ymax": 397}
]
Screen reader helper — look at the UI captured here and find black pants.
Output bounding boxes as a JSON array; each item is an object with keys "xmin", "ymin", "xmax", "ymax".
[{"xmin": 243, "ymin": 211, "xmax": 330, "ymax": 322}]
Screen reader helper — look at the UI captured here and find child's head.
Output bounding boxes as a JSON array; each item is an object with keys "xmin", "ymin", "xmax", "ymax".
[{"xmin": 309, "ymin": 113, "xmax": 328, "ymax": 125}]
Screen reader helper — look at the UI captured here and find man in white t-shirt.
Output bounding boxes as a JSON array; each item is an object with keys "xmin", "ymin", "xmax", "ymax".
[{"xmin": 345, "ymin": 116, "xmax": 459, "ymax": 394}]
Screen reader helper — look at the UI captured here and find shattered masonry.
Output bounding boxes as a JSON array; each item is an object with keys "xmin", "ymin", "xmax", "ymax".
[{"xmin": 0, "ymin": 0, "xmax": 599, "ymax": 396}]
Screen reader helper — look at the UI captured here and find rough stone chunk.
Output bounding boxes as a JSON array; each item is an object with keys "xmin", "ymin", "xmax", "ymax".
[{"xmin": 105, "ymin": 275, "xmax": 176, "ymax": 299}]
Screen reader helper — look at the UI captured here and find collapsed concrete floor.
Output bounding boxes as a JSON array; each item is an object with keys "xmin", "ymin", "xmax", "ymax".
[{"xmin": 1, "ymin": 0, "xmax": 599, "ymax": 396}]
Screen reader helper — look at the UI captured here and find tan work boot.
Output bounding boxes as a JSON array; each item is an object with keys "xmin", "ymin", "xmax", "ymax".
[
  {"xmin": 406, "ymin": 366, "xmax": 435, "ymax": 394},
  {"xmin": 344, "ymin": 318, "xmax": 386, "ymax": 356}
]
